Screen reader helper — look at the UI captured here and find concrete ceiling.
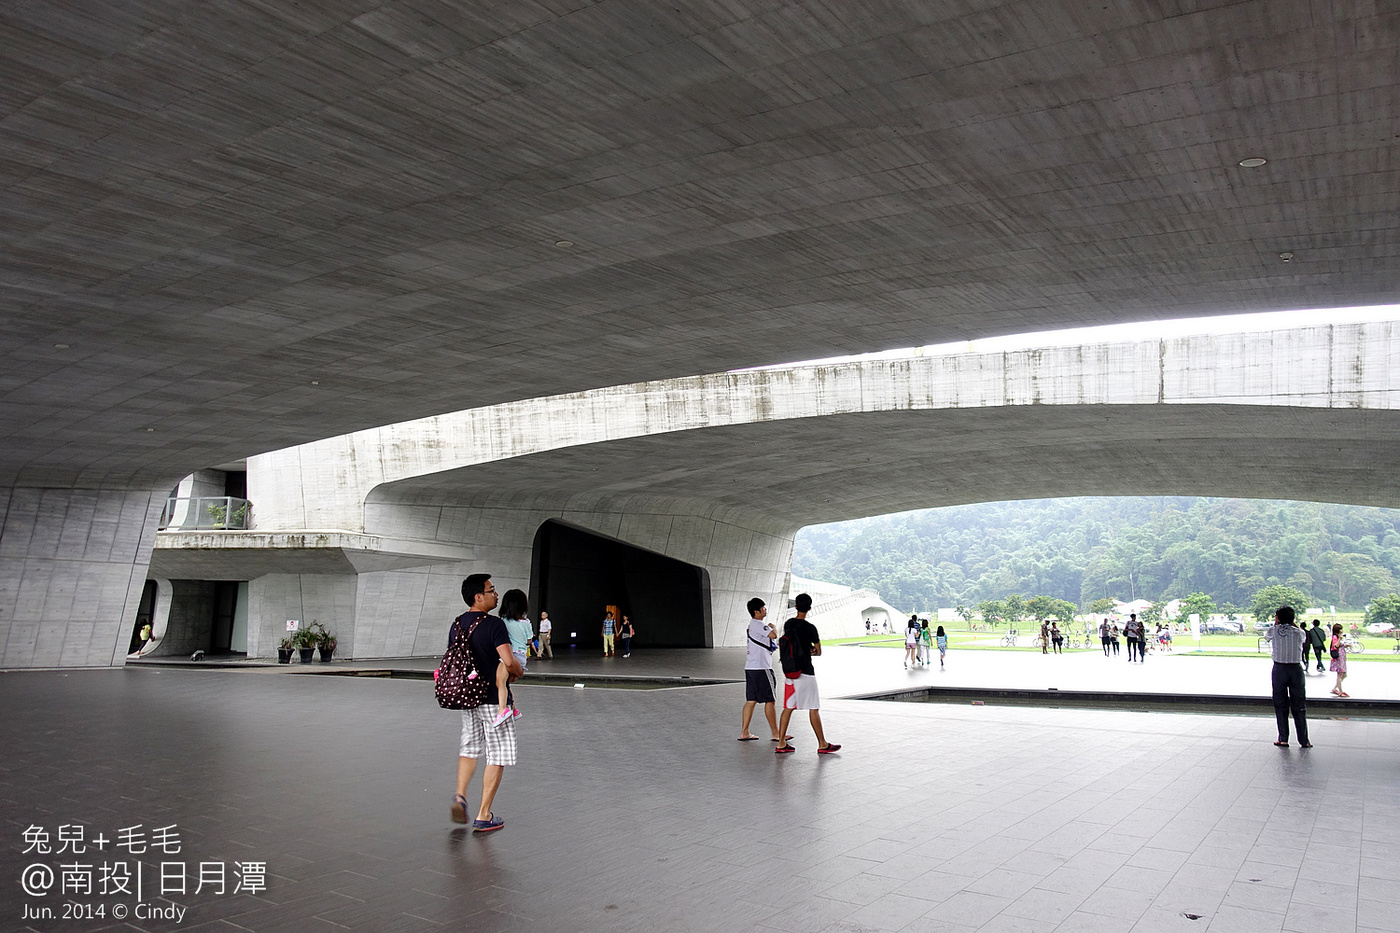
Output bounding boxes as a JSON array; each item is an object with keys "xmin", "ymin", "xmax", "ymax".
[
  {"xmin": 4, "ymin": 1, "xmax": 1397, "ymax": 487},
  {"xmin": 370, "ymin": 404, "xmax": 1400, "ymax": 529}
]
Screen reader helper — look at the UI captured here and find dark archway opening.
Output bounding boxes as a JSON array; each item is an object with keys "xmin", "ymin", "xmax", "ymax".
[
  {"xmin": 128, "ymin": 580, "xmax": 158, "ymax": 653},
  {"xmin": 529, "ymin": 520, "xmax": 710, "ymax": 651}
]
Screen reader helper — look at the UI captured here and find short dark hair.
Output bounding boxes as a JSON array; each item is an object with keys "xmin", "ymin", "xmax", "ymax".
[
  {"xmin": 1312, "ymin": 618, "xmax": 1321, "ymax": 625},
  {"xmin": 462, "ymin": 574, "xmax": 491, "ymax": 606},
  {"xmin": 794, "ymin": 593, "xmax": 812, "ymax": 613},
  {"xmin": 500, "ymin": 588, "xmax": 528, "ymax": 620},
  {"xmin": 1277, "ymin": 606, "xmax": 1296, "ymax": 625},
  {"xmin": 747, "ymin": 597, "xmax": 765, "ymax": 617}
]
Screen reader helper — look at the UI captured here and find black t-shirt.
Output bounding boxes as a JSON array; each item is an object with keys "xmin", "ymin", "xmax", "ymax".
[
  {"xmin": 449, "ymin": 611, "xmax": 511, "ymax": 683},
  {"xmin": 784, "ymin": 617, "xmax": 820, "ymax": 676}
]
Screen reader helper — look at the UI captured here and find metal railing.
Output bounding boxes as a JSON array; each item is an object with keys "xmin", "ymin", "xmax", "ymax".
[{"xmin": 159, "ymin": 497, "xmax": 253, "ymax": 531}]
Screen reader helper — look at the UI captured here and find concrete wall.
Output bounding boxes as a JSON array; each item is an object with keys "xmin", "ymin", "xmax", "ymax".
[
  {"xmin": 232, "ymin": 492, "xmax": 795, "ymax": 660},
  {"xmin": 247, "ymin": 574, "xmax": 358, "ymax": 659},
  {"xmin": 0, "ymin": 487, "xmax": 165, "ymax": 668}
]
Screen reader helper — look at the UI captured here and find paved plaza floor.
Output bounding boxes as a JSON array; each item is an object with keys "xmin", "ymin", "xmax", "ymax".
[
  {"xmin": 239, "ymin": 640, "xmax": 1400, "ymax": 702},
  {"xmin": 4, "ymin": 657, "xmax": 1399, "ymax": 933}
]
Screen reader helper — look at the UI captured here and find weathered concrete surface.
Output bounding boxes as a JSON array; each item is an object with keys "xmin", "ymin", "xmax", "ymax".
[
  {"xmin": 2, "ymin": 1, "xmax": 1398, "ymax": 491},
  {"xmin": 220, "ymin": 323, "xmax": 1400, "ymax": 660},
  {"xmin": 0, "ymin": 487, "xmax": 164, "ymax": 668},
  {"xmin": 254, "ymin": 323, "xmax": 1400, "ymax": 530}
]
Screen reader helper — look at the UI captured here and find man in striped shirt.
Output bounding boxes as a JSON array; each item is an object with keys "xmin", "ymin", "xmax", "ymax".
[{"xmin": 1270, "ymin": 606, "xmax": 1311, "ymax": 748}]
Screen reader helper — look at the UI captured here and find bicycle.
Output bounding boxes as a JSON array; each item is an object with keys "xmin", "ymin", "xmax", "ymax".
[
  {"xmin": 1342, "ymin": 634, "xmax": 1365, "ymax": 654},
  {"xmin": 1001, "ymin": 628, "xmax": 1019, "ymax": 647}
]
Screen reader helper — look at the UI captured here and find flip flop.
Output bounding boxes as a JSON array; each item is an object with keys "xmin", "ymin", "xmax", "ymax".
[
  {"xmin": 771, "ymin": 736, "xmax": 793, "ymax": 742},
  {"xmin": 1273, "ymin": 741, "xmax": 1289, "ymax": 747},
  {"xmin": 737, "ymin": 736, "xmax": 759, "ymax": 741}
]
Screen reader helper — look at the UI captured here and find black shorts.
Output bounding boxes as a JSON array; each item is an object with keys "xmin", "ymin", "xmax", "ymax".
[{"xmin": 745, "ymin": 668, "xmax": 776, "ymax": 703}]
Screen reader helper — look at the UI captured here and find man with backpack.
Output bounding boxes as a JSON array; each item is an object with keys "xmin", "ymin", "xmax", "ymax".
[
  {"xmin": 447, "ymin": 573, "xmax": 522, "ymax": 832},
  {"xmin": 776, "ymin": 593, "xmax": 841, "ymax": 756}
]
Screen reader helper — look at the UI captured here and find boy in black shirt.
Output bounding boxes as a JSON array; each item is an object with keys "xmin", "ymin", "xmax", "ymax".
[{"xmin": 776, "ymin": 593, "xmax": 841, "ymax": 756}]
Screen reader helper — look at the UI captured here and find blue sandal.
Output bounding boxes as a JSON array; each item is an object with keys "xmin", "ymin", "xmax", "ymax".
[{"xmin": 472, "ymin": 813, "xmax": 504, "ymax": 833}]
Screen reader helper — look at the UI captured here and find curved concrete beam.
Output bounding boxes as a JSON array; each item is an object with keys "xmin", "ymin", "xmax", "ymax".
[{"xmin": 252, "ymin": 322, "xmax": 1400, "ymax": 531}]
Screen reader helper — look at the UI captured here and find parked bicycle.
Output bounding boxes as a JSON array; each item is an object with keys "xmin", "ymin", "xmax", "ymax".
[
  {"xmin": 1001, "ymin": 628, "xmax": 1019, "ymax": 647},
  {"xmin": 1342, "ymin": 634, "xmax": 1365, "ymax": 654}
]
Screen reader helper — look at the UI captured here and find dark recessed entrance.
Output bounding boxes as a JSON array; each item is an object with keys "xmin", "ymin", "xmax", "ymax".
[{"xmin": 529, "ymin": 520, "xmax": 709, "ymax": 650}]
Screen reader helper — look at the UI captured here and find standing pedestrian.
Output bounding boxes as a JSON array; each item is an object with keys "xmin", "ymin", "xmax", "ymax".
[
  {"xmin": 775, "ymin": 594, "xmax": 840, "ymax": 755},
  {"xmin": 537, "ymin": 611, "xmax": 553, "ymax": 659},
  {"xmin": 619, "ymin": 615, "xmax": 636, "ymax": 657},
  {"xmin": 1050, "ymin": 621, "xmax": 1063, "ymax": 654},
  {"xmin": 1270, "ymin": 606, "xmax": 1310, "ymax": 747},
  {"xmin": 1039, "ymin": 618, "xmax": 1050, "ymax": 655},
  {"xmin": 1329, "ymin": 622, "xmax": 1349, "ymax": 697},
  {"xmin": 448, "ymin": 574, "xmax": 522, "ymax": 832},
  {"xmin": 739, "ymin": 597, "xmax": 783, "ymax": 742}
]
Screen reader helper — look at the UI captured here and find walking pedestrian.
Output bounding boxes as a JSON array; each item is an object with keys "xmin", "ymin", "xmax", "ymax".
[
  {"xmin": 1329, "ymin": 622, "xmax": 1349, "ymax": 697},
  {"xmin": 775, "ymin": 594, "xmax": 840, "ymax": 756},
  {"xmin": 1305, "ymin": 619, "xmax": 1327, "ymax": 673},
  {"xmin": 904, "ymin": 615, "xmax": 920, "ymax": 668},
  {"xmin": 1099, "ymin": 618, "xmax": 1111, "ymax": 656},
  {"xmin": 1124, "ymin": 614, "xmax": 1143, "ymax": 662},
  {"xmin": 935, "ymin": 625, "xmax": 948, "ymax": 668},
  {"xmin": 619, "ymin": 615, "xmax": 636, "ymax": 657},
  {"xmin": 1050, "ymin": 621, "xmax": 1063, "ymax": 654},
  {"xmin": 1110, "ymin": 622, "xmax": 1121, "ymax": 656},
  {"xmin": 447, "ymin": 574, "xmax": 522, "ymax": 832},
  {"xmin": 739, "ymin": 597, "xmax": 783, "ymax": 742},
  {"xmin": 601, "ymin": 610, "xmax": 616, "ymax": 657}
]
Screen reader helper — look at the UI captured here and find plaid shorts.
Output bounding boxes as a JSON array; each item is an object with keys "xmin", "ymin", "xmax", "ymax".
[{"xmin": 459, "ymin": 705, "xmax": 517, "ymax": 766}]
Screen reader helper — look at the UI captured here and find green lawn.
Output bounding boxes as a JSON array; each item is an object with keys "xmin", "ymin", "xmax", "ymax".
[{"xmin": 830, "ymin": 630, "xmax": 1400, "ymax": 660}]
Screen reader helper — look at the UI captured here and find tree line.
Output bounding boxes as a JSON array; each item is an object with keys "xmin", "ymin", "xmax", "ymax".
[{"xmin": 792, "ymin": 497, "xmax": 1400, "ymax": 615}]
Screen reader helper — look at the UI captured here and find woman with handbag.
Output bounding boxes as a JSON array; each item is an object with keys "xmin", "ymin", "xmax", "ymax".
[{"xmin": 1329, "ymin": 622, "xmax": 1349, "ymax": 697}]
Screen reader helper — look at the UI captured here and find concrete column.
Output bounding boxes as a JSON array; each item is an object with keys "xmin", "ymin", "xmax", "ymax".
[{"xmin": 0, "ymin": 487, "xmax": 165, "ymax": 668}]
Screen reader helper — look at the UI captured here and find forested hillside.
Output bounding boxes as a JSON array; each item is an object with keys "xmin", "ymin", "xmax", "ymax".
[{"xmin": 792, "ymin": 497, "xmax": 1400, "ymax": 613}]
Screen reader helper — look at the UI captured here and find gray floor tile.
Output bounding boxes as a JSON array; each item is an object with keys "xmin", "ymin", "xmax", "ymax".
[{"xmin": 1, "ymin": 669, "xmax": 1396, "ymax": 933}]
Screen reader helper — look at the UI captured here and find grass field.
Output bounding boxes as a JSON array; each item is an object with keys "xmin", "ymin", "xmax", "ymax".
[{"xmin": 830, "ymin": 630, "xmax": 1400, "ymax": 661}]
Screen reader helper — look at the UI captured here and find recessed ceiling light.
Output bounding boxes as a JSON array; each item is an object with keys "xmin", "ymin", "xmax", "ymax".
[
  {"xmin": 1238, "ymin": 157, "xmax": 1268, "ymax": 167},
  {"xmin": 311, "ymin": 380, "xmax": 319, "ymax": 386},
  {"xmin": 1279, "ymin": 252, "xmax": 1294, "ymax": 262},
  {"xmin": 53, "ymin": 343, "xmax": 70, "ymax": 349},
  {"xmin": 554, "ymin": 239, "xmax": 573, "ymax": 248},
  {"xmin": 145, "ymin": 427, "xmax": 155, "ymax": 432}
]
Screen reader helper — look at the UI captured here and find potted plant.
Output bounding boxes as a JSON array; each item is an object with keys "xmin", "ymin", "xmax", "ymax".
[
  {"xmin": 292, "ymin": 627, "xmax": 316, "ymax": 663},
  {"xmin": 277, "ymin": 636, "xmax": 294, "ymax": 664},
  {"xmin": 312, "ymin": 622, "xmax": 337, "ymax": 662}
]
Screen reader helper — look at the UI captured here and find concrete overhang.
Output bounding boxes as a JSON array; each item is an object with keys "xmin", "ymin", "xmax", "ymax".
[
  {"xmin": 150, "ymin": 531, "xmax": 474, "ymax": 577},
  {"xmin": 240, "ymin": 322, "xmax": 1400, "ymax": 536},
  {"xmin": 2, "ymin": 2, "xmax": 1397, "ymax": 489}
]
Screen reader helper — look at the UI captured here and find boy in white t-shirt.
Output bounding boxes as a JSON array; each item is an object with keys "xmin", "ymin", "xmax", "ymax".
[{"xmin": 739, "ymin": 597, "xmax": 783, "ymax": 741}]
